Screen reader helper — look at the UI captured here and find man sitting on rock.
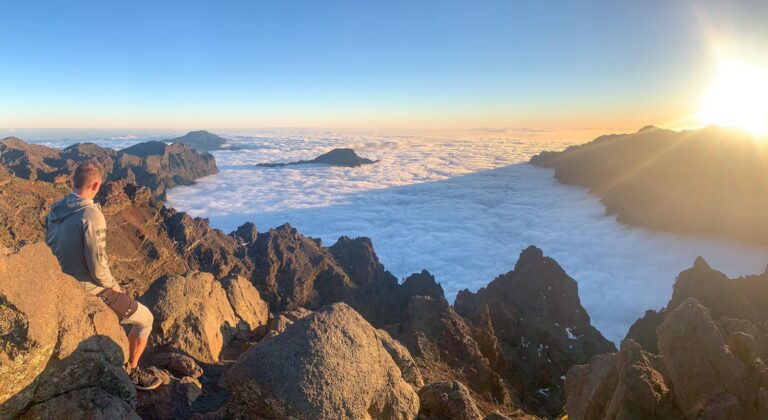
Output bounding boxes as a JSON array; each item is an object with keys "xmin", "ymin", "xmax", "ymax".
[{"xmin": 45, "ymin": 161, "xmax": 162, "ymax": 391}]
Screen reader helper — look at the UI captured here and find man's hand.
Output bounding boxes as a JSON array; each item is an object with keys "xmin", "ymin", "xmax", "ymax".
[{"xmin": 111, "ymin": 283, "xmax": 123, "ymax": 294}]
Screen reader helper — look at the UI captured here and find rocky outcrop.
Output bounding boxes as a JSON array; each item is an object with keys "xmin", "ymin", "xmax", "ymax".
[
  {"xmin": 625, "ymin": 256, "xmax": 768, "ymax": 354},
  {"xmin": 565, "ymin": 340, "xmax": 681, "ymax": 420},
  {"xmin": 455, "ymin": 246, "xmax": 616, "ymax": 417},
  {"xmin": 221, "ymin": 274, "xmax": 270, "ymax": 337},
  {"xmin": 567, "ymin": 297, "xmax": 768, "ymax": 420},
  {"xmin": 167, "ymin": 130, "xmax": 229, "ymax": 151},
  {"xmin": 392, "ymin": 296, "xmax": 510, "ymax": 412},
  {"xmin": 0, "ymin": 136, "xmax": 217, "ymax": 199},
  {"xmin": 530, "ymin": 125, "xmax": 768, "ymax": 244},
  {"xmin": 0, "ymin": 242, "xmax": 137, "ymax": 418},
  {"xmin": 418, "ymin": 381, "xmax": 484, "ymax": 420},
  {"xmin": 143, "ymin": 272, "xmax": 267, "ymax": 363},
  {"xmin": 223, "ymin": 303, "xmax": 420, "ymax": 419},
  {"xmin": 252, "ymin": 227, "xmax": 428, "ymax": 327},
  {"xmin": 257, "ymin": 148, "xmax": 377, "ymax": 167}
]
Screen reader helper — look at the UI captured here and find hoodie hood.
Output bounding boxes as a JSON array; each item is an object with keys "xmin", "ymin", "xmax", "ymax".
[{"xmin": 48, "ymin": 193, "xmax": 97, "ymax": 223}]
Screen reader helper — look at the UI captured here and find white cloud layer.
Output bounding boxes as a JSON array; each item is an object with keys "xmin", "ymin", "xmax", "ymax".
[{"xmin": 35, "ymin": 131, "xmax": 768, "ymax": 343}]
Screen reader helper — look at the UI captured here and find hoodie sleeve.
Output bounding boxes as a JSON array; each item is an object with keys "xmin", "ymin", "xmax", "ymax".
[{"xmin": 82, "ymin": 207, "xmax": 116, "ymax": 288}]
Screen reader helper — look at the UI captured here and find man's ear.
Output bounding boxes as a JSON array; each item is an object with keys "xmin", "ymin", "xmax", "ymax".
[{"xmin": 91, "ymin": 181, "xmax": 101, "ymax": 192}]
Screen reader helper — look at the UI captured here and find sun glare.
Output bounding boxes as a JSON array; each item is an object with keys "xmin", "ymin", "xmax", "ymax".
[{"xmin": 698, "ymin": 59, "xmax": 768, "ymax": 138}]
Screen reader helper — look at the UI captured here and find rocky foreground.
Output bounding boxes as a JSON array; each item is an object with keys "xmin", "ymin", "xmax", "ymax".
[
  {"xmin": 530, "ymin": 125, "xmax": 768, "ymax": 245},
  {"xmin": 2, "ymin": 139, "xmax": 768, "ymax": 419}
]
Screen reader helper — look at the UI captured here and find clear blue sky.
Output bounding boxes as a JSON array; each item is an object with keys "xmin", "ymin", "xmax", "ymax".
[{"xmin": 1, "ymin": 0, "xmax": 766, "ymax": 137}]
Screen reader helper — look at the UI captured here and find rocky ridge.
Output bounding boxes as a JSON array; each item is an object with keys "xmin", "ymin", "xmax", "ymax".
[
  {"xmin": 566, "ymin": 257, "xmax": 768, "ymax": 420},
  {"xmin": 529, "ymin": 125, "xmax": 768, "ymax": 245},
  {"xmin": 0, "ymin": 136, "xmax": 217, "ymax": 199}
]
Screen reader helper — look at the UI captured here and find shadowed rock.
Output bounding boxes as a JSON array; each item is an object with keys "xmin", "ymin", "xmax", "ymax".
[
  {"xmin": 455, "ymin": 246, "xmax": 615, "ymax": 417},
  {"xmin": 418, "ymin": 381, "xmax": 484, "ymax": 420}
]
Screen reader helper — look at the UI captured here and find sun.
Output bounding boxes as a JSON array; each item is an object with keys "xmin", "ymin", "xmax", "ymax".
[{"xmin": 697, "ymin": 59, "xmax": 768, "ymax": 138}]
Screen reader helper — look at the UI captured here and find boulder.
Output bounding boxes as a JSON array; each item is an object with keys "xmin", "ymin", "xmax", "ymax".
[
  {"xmin": 220, "ymin": 274, "xmax": 269, "ymax": 337},
  {"xmin": 0, "ymin": 242, "xmax": 136, "ymax": 418},
  {"xmin": 223, "ymin": 303, "xmax": 419, "ymax": 419},
  {"xmin": 143, "ymin": 272, "xmax": 240, "ymax": 363},
  {"xmin": 657, "ymin": 298, "xmax": 747, "ymax": 418},
  {"xmin": 418, "ymin": 380, "xmax": 483, "ymax": 420}
]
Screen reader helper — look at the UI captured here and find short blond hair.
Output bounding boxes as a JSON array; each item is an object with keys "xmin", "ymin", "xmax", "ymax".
[{"xmin": 73, "ymin": 161, "xmax": 104, "ymax": 189}]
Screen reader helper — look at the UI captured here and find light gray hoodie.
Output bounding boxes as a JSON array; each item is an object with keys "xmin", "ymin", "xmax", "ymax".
[{"xmin": 45, "ymin": 193, "xmax": 116, "ymax": 294}]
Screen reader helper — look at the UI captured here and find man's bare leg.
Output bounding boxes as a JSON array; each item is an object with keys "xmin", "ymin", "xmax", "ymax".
[{"xmin": 127, "ymin": 330, "xmax": 148, "ymax": 369}]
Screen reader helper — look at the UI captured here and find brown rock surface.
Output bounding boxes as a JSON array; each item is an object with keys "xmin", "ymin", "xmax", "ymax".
[
  {"xmin": 221, "ymin": 274, "xmax": 269, "ymax": 337},
  {"xmin": 143, "ymin": 272, "xmax": 240, "ymax": 363},
  {"xmin": 0, "ymin": 242, "xmax": 136, "ymax": 418},
  {"xmin": 223, "ymin": 303, "xmax": 420, "ymax": 419},
  {"xmin": 418, "ymin": 380, "xmax": 484, "ymax": 420}
]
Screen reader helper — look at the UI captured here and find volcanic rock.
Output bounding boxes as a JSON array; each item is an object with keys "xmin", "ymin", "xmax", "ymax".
[
  {"xmin": 392, "ymin": 296, "xmax": 510, "ymax": 411},
  {"xmin": 418, "ymin": 380, "xmax": 484, "ymax": 420},
  {"xmin": 223, "ymin": 303, "xmax": 420, "ymax": 419},
  {"xmin": 565, "ymin": 340, "xmax": 681, "ymax": 420},
  {"xmin": 454, "ymin": 246, "xmax": 615, "ymax": 416},
  {"xmin": 0, "ymin": 242, "xmax": 136, "ymax": 418},
  {"xmin": 143, "ymin": 272, "xmax": 241, "ymax": 363},
  {"xmin": 625, "ymin": 256, "xmax": 768, "ymax": 354},
  {"xmin": 220, "ymin": 274, "xmax": 269, "ymax": 337}
]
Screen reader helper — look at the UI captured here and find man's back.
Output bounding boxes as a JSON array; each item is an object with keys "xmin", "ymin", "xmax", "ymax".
[{"xmin": 46, "ymin": 192, "xmax": 116, "ymax": 294}]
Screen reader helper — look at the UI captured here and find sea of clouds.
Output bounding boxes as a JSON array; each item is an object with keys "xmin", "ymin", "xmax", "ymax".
[{"xmin": 31, "ymin": 131, "xmax": 768, "ymax": 343}]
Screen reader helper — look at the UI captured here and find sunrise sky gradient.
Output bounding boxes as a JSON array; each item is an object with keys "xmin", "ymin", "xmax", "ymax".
[{"xmin": 1, "ymin": 0, "xmax": 766, "ymax": 140}]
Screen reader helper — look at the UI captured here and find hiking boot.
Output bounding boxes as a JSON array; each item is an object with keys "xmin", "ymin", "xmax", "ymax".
[{"xmin": 128, "ymin": 366, "xmax": 162, "ymax": 391}]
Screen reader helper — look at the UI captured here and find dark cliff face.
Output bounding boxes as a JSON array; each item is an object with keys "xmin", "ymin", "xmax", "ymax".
[
  {"xmin": 0, "ymin": 136, "xmax": 218, "ymax": 199},
  {"xmin": 455, "ymin": 246, "xmax": 617, "ymax": 417},
  {"xmin": 530, "ymin": 125, "xmax": 768, "ymax": 245}
]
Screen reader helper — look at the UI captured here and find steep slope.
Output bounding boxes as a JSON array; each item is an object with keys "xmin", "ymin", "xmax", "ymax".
[
  {"xmin": 530, "ymin": 125, "xmax": 768, "ymax": 244},
  {"xmin": 455, "ymin": 246, "xmax": 616, "ymax": 416}
]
